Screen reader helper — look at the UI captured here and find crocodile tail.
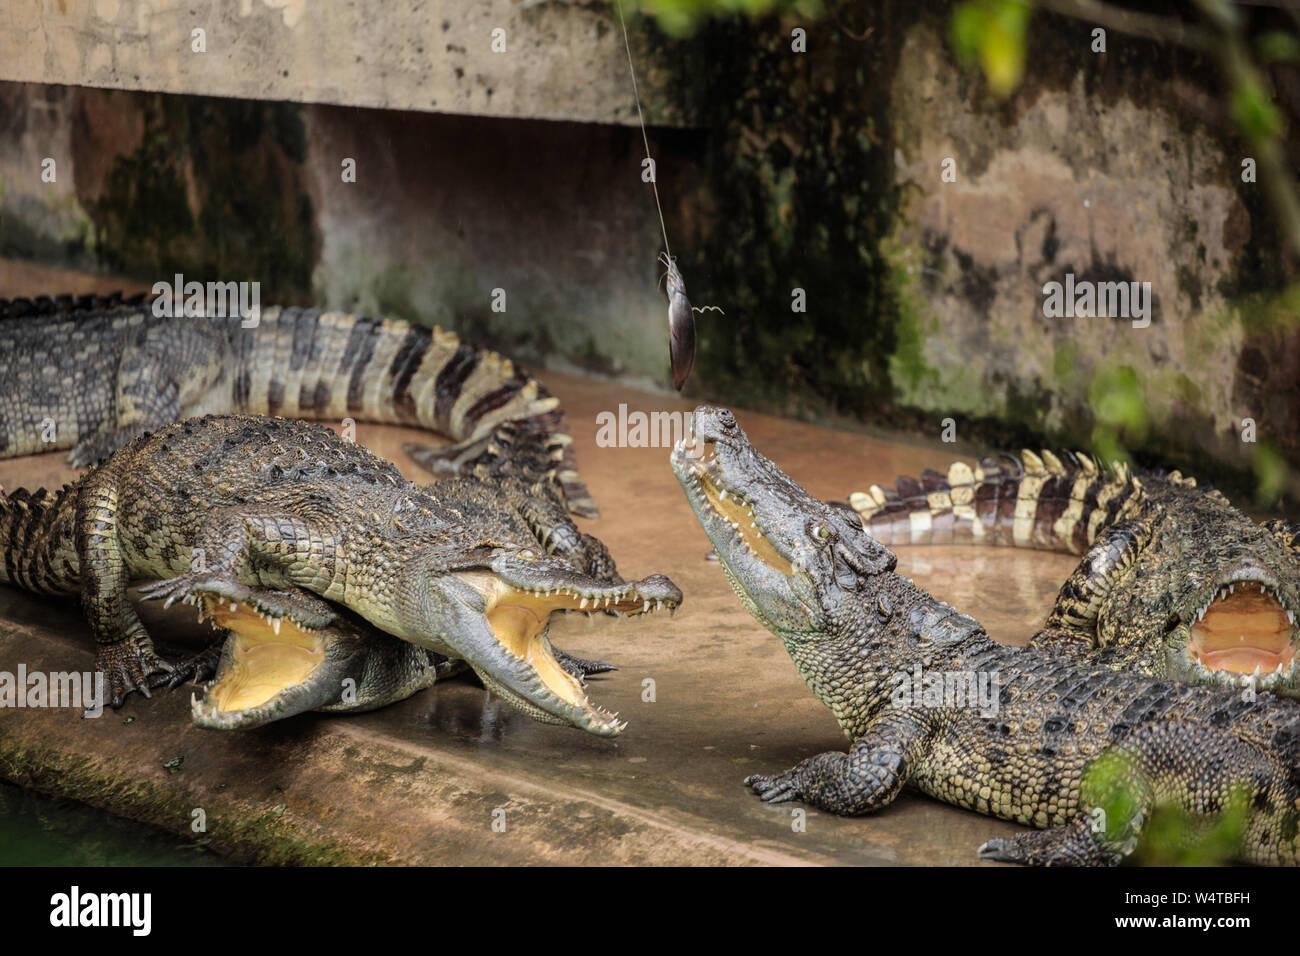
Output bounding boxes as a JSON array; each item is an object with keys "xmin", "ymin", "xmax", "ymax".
[
  {"xmin": 410, "ymin": 410, "xmax": 583, "ymax": 498},
  {"xmin": 220, "ymin": 307, "xmax": 598, "ymax": 518},
  {"xmin": 0, "ymin": 291, "xmax": 150, "ymax": 319},
  {"xmin": 0, "ymin": 483, "xmax": 80, "ymax": 595},
  {"xmin": 846, "ymin": 450, "xmax": 1147, "ymax": 555}
]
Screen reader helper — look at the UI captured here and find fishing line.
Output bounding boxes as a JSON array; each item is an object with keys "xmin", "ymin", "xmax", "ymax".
[{"xmin": 614, "ymin": 0, "xmax": 672, "ymax": 259}]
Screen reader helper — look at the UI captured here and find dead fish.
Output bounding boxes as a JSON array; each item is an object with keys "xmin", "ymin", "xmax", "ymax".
[{"xmin": 660, "ymin": 252, "xmax": 695, "ymax": 391}]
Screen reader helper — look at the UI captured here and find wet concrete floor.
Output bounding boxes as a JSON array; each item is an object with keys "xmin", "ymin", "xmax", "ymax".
[{"xmin": 0, "ymin": 264, "xmax": 1079, "ymax": 864}]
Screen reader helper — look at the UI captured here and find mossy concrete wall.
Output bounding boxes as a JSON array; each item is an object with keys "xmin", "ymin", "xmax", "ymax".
[
  {"xmin": 1, "ymin": 2, "xmax": 1297, "ymax": 498},
  {"xmin": 877, "ymin": 19, "xmax": 1298, "ymax": 496}
]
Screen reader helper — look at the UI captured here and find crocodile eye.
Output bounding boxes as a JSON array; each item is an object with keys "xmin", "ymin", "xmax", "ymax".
[
  {"xmin": 518, "ymin": 548, "xmax": 537, "ymax": 560},
  {"xmin": 812, "ymin": 523, "xmax": 835, "ymax": 543}
]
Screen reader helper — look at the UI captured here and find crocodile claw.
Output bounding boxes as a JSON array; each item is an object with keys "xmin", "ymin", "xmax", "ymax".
[
  {"xmin": 149, "ymin": 641, "xmax": 224, "ymax": 691},
  {"xmin": 552, "ymin": 646, "xmax": 618, "ymax": 679},
  {"xmin": 976, "ymin": 838, "xmax": 1021, "ymax": 863},
  {"xmin": 745, "ymin": 772, "xmax": 802, "ymax": 804},
  {"xmin": 138, "ymin": 571, "xmax": 244, "ymax": 609},
  {"xmin": 94, "ymin": 635, "xmax": 173, "ymax": 708}
]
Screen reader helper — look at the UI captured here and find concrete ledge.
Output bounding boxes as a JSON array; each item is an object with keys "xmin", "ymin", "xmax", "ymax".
[{"xmin": 0, "ymin": 0, "xmax": 688, "ymax": 126}]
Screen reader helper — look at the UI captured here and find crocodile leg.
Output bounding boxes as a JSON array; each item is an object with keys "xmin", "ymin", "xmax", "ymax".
[
  {"xmin": 75, "ymin": 470, "xmax": 173, "ymax": 706},
  {"xmin": 981, "ymin": 719, "xmax": 1287, "ymax": 865},
  {"xmin": 576, "ymin": 532, "xmax": 622, "ymax": 584},
  {"xmin": 979, "ymin": 814, "xmax": 1123, "ymax": 866},
  {"xmin": 745, "ymin": 713, "xmax": 931, "ymax": 814},
  {"xmin": 514, "ymin": 494, "xmax": 624, "ymax": 583},
  {"xmin": 135, "ymin": 508, "xmax": 327, "ymax": 608},
  {"xmin": 1028, "ymin": 517, "xmax": 1154, "ymax": 656}
]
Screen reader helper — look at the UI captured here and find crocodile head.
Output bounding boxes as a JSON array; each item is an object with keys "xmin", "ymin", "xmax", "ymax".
[
  {"xmin": 670, "ymin": 405, "xmax": 894, "ymax": 643},
  {"xmin": 189, "ymin": 582, "xmax": 439, "ymax": 730},
  {"xmin": 672, "ymin": 406, "xmax": 990, "ymax": 734},
  {"xmin": 396, "ymin": 547, "xmax": 682, "ymax": 737},
  {"xmin": 1118, "ymin": 516, "xmax": 1300, "ymax": 696}
]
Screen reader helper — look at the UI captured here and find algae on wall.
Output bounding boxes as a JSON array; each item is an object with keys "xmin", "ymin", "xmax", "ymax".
[
  {"xmin": 84, "ymin": 94, "xmax": 319, "ymax": 302},
  {"xmin": 648, "ymin": 2, "xmax": 1299, "ymax": 503},
  {"xmin": 654, "ymin": 6, "xmax": 911, "ymax": 420}
]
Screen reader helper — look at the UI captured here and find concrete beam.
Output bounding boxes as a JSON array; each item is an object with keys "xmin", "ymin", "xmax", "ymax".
[{"xmin": 0, "ymin": 0, "xmax": 690, "ymax": 127}]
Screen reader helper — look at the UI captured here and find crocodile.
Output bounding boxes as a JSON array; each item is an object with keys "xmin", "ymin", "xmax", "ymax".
[
  {"xmin": 178, "ymin": 578, "xmax": 611, "ymax": 731},
  {"xmin": 672, "ymin": 405, "xmax": 1300, "ymax": 865},
  {"xmin": 0, "ymin": 414, "xmax": 681, "ymax": 735},
  {"xmin": 847, "ymin": 451, "xmax": 1300, "ymax": 697},
  {"xmin": 184, "ymin": 579, "xmax": 448, "ymax": 730},
  {"xmin": 0, "ymin": 291, "xmax": 597, "ymax": 518}
]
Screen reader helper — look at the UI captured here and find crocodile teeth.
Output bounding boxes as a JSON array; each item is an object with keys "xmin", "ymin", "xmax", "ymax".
[
  {"xmin": 580, "ymin": 597, "xmax": 590, "ymax": 609},
  {"xmin": 272, "ymin": 617, "xmax": 281, "ymax": 635},
  {"xmin": 230, "ymin": 601, "xmax": 239, "ymax": 612},
  {"xmin": 642, "ymin": 600, "xmax": 650, "ymax": 613}
]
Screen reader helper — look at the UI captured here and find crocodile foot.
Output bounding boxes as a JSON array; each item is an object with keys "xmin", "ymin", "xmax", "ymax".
[
  {"xmin": 138, "ymin": 570, "xmax": 245, "ymax": 609},
  {"xmin": 151, "ymin": 641, "xmax": 224, "ymax": 691},
  {"xmin": 552, "ymin": 647, "xmax": 617, "ymax": 678},
  {"xmin": 978, "ymin": 818, "xmax": 1121, "ymax": 867},
  {"xmin": 94, "ymin": 634, "xmax": 173, "ymax": 709},
  {"xmin": 744, "ymin": 768, "xmax": 804, "ymax": 804}
]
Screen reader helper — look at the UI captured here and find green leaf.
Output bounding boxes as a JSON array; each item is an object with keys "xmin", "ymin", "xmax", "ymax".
[
  {"xmin": 1231, "ymin": 78, "xmax": 1283, "ymax": 146},
  {"xmin": 950, "ymin": 0, "xmax": 1029, "ymax": 97},
  {"xmin": 1255, "ymin": 30, "xmax": 1300, "ymax": 64}
]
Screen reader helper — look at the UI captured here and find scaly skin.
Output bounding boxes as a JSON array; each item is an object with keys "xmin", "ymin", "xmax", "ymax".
[
  {"xmin": 848, "ymin": 451, "xmax": 1300, "ymax": 696},
  {"xmin": 0, "ymin": 293, "xmax": 597, "ymax": 517},
  {"xmin": 673, "ymin": 406, "xmax": 1300, "ymax": 865},
  {"xmin": 0, "ymin": 414, "xmax": 681, "ymax": 735}
]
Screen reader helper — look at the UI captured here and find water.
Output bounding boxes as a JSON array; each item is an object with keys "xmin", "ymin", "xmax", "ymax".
[{"xmin": 0, "ymin": 782, "xmax": 225, "ymax": 866}]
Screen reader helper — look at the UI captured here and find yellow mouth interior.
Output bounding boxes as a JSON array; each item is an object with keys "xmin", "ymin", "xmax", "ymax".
[
  {"xmin": 697, "ymin": 467, "xmax": 794, "ymax": 575},
  {"xmin": 454, "ymin": 571, "xmax": 650, "ymax": 710},
  {"xmin": 200, "ymin": 597, "xmax": 327, "ymax": 712},
  {"xmin": 1190, "ymin": 588, "xmax": 1297, "ymax": 675}
]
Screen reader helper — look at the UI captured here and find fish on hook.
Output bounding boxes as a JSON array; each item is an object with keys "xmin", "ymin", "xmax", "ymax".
[{"xmin": 660, "ymin": 252, "xmax": 695, "ymax": 391}]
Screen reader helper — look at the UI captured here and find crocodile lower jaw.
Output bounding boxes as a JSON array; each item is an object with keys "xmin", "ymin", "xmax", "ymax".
[
  {"xmin": 454, "ymin": 571, "xmax": 677, "ymax": 735},
  {"xmin": 1186, "ymin": 582, "xmax": 1298, "ymax": 686}
]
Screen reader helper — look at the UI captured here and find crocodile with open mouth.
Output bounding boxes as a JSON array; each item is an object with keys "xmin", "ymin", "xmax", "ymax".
[
  {"xmin": 0, "ymin": 291, "xmax": 597, "ymax": 517},
  {"xmin": 176, "ymin": 578, "xmax": 612, "ymax": 731},
  {"xmin": 847, "ymin": 452, "xmax": 1300, "ymax": 696},
  {"xmin": 0, "ymin": 414, "xmax": 680, "ymax": 735},
  {"xmin": 673, "ymin": 405, "xmax": 1300, "ymax": 865}
]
